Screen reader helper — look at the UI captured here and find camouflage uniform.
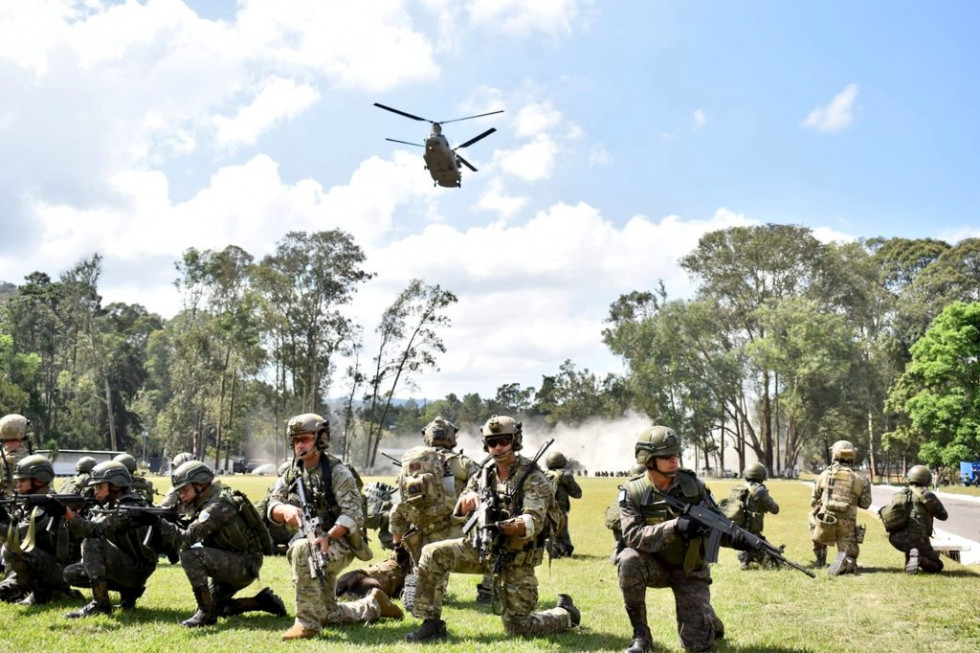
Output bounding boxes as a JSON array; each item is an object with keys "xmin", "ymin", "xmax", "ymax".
[
  {"xmin": 159, "ymin": 479, "xmax": 283, "ymax": 619},
  {"xmin": 267, "ymin": 456, "xmax": 383, "ymax": 630},
  {"xmin": 619, "ymin": 470, "xmax": 724, "ymax": 653},
  {"xmin": 810, "ymin": 461, "xmax": 871, "ymax": 572},
  {"xmin": 887, "ymin": 486, "xmax": 948, "ymax": 573},
  {"xmin": 63, "ymin": 487, "xmax": 157, "ymax": 604},
  {"xmin": 411, "ymin": 454, "xmax": 575, "ymax": 636},
  {"xmin": 545, "ymin": 466, "xmax": 582, "ymax": 558},
  {"xmin": 735, "ymin": 480, "xmax": 780, "ymax": 569},
  {"xmin": 58, "ymin": 473, "xmax": 93, "ymax": 496},
  {"xmin": 130, "ymin": 474, "xmax": 156, "ymax": 504},
  {"xmin": 0, "ymin": 442, "xmax": 29, "ymax": 498},
  {"xmin": 363, "ymin": 481, "xmax": 396, "ymax": 551}
]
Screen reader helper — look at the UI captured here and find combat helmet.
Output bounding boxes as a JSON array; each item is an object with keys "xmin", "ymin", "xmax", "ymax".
[
  {"xmin": 76, "ymin": 456, "xmax": 98, "ymax": 474},
  {"xmin": 287, "ymin": 413, "xmax": 330, "ymax": 450},
  {"xmin": 743, "ymin": 462, "xmax": 768, "ymax": 482},
  {"xmin": 114, "ymin": 453, "xmax": 138, "ymax": 473},
  {"xmin": 907, "ymin": 465, "xmax": 932, "ymax": 487},
  {"xmin": 172, "ymin": 461, "xmax": 215, "ymax": 490},
  {"xmin": 171, "ymin": 452, "xmax": 195, "ymax": 471},
  {"xmin": 482, "ymin": 415, "xmax": 523, "ymax": 451},
  {"xmin": 634, "ymin": 425, "xmax": 681, "ymax": 465},
  {"xmin": 830, "ymin": 440, "xmax": 856, "ymax": 462},
  {"xmin": 13, "ymin": 454, "xmax": 55, "ymax": 485},
  {"xmin": 546, "ymin": 451, "xmax": 567, "ymax": 470},
  {"xmin": 0, "ymin": 414, "xmax": 30, "ymax": 441},
  {"xmin": 88, "ymin": 461, "xmax": 132, "ymax": 488},
  {"xmin": 422, "ymin": 416, "xmax": 459, "ymax": 448}
]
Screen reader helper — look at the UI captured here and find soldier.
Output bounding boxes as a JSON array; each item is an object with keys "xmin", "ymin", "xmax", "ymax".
[
  {"xmin": 0, "ymin": 454, "xmax": 82, "ymax": 604},
  {"xmin": 58, "ymin": 456, "xmax": 98, "ymax": 496},
  {"xmin": 731, "ymin": 463, "xmax": 781, "ymax": 570},
  {"xmin": 390, "ymin": 416, "xmax": 482, "ymax": 599},
  {"xmin": 405, "ymin": 415, "xmax": 580, "ymax": 643},
  {"xmin": 1, "ymin": 413, "xmax": 32, "ymax": 498},
  {"xmin": 114, "ymin": 453, "xmax": 156, "ymax": 504},
  {"xmin": 605, "ymin": 464, "xmax": 648, "ymax": 562},
  {"xmin": 159, "ymin": 452, "xmax": 196, "ymax": 510},
  {"xmin": 363, "ymin": 481, "xmax": 396, "ymax": 551},
  {"xmin": 810, "ymin": 440, "xmax": 872, "ymax": 575},
  {"xmin": 59, "ymin": 461, "xmax": 157, "ymax": 616},
  {"xmin": 151, "ymin": 460, "xmax": 287, "ymax": 627},
  {"xmin": 543, "ymin": 450, "xmax": 582, "ymax": 558},
  {"xmin": 885, "ymin": 465, "xmax": 949, "ymax": 574},
  {"xmin": 618, "ymin": 425, "xmax": 753, "ymax": 653},
  {"xmin": 254, "ymin": 461, "xmax": 295, "ymax": 555},
  {"xmin": 268, "ymin": 413, "xmax": 403, "ymax": 641}
]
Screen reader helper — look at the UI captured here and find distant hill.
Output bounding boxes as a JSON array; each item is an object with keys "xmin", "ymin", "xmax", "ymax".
[{"xmin": 0, "ymin": 281, "xmax": 15, "ymax": 304}]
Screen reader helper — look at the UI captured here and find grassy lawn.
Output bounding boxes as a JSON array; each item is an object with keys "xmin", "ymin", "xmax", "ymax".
[{"xmin": 2, "ymin": 474, "xmax": 979, "ymax": 652}]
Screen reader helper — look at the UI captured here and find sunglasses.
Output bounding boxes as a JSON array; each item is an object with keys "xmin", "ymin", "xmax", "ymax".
[{"xmin": 484, "ymin": 435, "xmax": 513, "ymax": 448}]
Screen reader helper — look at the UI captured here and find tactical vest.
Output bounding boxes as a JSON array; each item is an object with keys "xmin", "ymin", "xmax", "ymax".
[
  {"xmin": 906, "ymin": 487, "xmax": 931, "ymax": 538},
  {"xmin": 822, "ymin": 466, "xmax": 862, "ymax": 518},
  {"xmin": 92, "ymin": 492, "xmax": 158, "ymax": 566},
  {"xmin": 626, "ymin": 471, "xmax": 704, "ymax": 569},
  {"xmin": 397, "ymin": 448, "xmax": 462, "ymax": 534},
  {"xmin": 192, "ymin": 484, "xmax": 262, "ymax": 554}
]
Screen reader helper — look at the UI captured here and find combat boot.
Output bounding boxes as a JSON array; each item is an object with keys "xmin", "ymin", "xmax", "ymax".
[
  {"xmin": 369, "ymin": 588, "xmax": 404, "ymax": 620},
  {"xmin": 181, "ymin": 584, "xmax": 218, "ymax": 627},
  {"xmin": 906, "ymin": 548, "xmax": 920, "ymax": 574},
  {"xmin": 557, "ymin": 593, "xmax": 580, "ymax": 627},
  {"xmin": 281, "ymin": 623, "xmax": 319, "ymax": 640},
  {"xmin": 827, "ymin": 551, "xmax": 847, "ymax": 576},
  {"xmin": 475, "ymin": 581, "xmax": 492, "ymax": 604},
  {"xmin": 222, "ymin": 587, "xmax": 287, "ymax": 617},
  {"xmin": 405, "ymin": 618, "xmax": 448, "ymax": 642},
  {"xmin": 625, "ymin": 604, "xmax": 654, "ymax": 653},
  {"xmin": 67, "ymin": 579, "xmax": 112, "ymax": 618},
  {"xmin": 118, "ymin": 586, "xmax": 145, "ymax": 610},
  {"xmin": 813, "ymin": 549, "xmax": 827, "ymax": 568}
]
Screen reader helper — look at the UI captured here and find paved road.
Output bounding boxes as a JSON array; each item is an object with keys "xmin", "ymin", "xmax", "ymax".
[{"xmin": 870, "ymin": 485, "xmax": 980, "ymax": 564}]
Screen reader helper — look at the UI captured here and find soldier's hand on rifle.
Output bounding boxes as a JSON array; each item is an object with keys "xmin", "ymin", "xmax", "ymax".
[
  {"xmin": 675, "ymin": 514, "xmax": 708, "ymax": 540},
  {"xmin": 43, "ymin": 496, "xmax": 67, "ymax": 518},
  {"xmin": 315, "ymin": 534, "xmax": 331, "ymax": 554},
  {"xmin": 726, "ymin": 528, "xmax": 755, "ymax": 551},
  {"xmin": 458, "ymin": 491, "xmax": 479, "ymax": 514},
  {"xmin": 0, "ymin": 504, "xmax": 9, "ymax": 521},
  {"xmin": 497, "ymin": 518, "xmax": 526, "ymax": 538},
  {"xmin": 129, "ymin": 511, "xmax": 160, "ymax": 527}
]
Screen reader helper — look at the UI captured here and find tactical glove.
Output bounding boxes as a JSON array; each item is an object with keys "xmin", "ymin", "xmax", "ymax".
[
  {"xmin": 128, "ymin": 511, "xmax": 160, "ymax": 527},
  {"xmin": 726, "ymin": 528, "xmax": 756, "ymax": 551},
  {"xmin": 44, "ymin": 497, "xmax": 67, "ymax": 518},
  {"xmin": 0, "ymin": 504, "xmax": 8, "ymax": 521},
  {"xmin": 675, "ymin": 514, "xmax": 708, "ymax": 539}
]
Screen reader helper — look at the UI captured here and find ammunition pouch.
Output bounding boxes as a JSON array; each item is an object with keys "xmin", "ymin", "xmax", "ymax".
[{"xmin": 811, "ymin": 512, "xmax": 838, "ymax": 545}]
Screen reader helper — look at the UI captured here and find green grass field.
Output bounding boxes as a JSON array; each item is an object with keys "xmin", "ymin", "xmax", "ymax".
[{"xmin": 2, "ymin": 474, "xmax": 979, "ymax": 652}]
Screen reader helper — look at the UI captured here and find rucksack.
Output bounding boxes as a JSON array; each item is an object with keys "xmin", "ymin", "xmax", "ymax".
[
  {"xmin": 546, "ymin": 469, "xmax": 570, "ymax": 512},
  {"xmin": 718, "ymin": 485, "xmax": 750, "ymax": 527},
  {"xmin": 878, "ymin": 488, "xmax": 915, "ymax": 533},
  {"xmin": 398, "ymin": 446, "xmax": 452, "ymax": 510},
  {"xmin": 228, "ymin": 488, "xmax": 274, "ymax": 555}
]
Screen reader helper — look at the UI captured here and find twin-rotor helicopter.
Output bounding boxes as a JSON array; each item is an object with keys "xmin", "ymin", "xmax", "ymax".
[{"xmin": 374, "ymin": 102, "xmax": 504, "ymax": 188}]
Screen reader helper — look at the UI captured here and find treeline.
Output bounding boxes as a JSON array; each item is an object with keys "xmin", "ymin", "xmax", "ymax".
[{"xmin": 2, "ymin": 224, "xmax": 979, "ymax": 477}]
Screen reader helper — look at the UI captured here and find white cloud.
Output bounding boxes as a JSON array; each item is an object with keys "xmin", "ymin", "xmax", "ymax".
[
  {"xmin": 514, "ymin": 102, "xmax": 563, "ymax": 138},
  {"xmin": 465, "ymin": 0, "xmax": 581, "ymax": 36},
  {"xmin": 213, "ymin": 77, "xmax": 320, "ymax": 149},
  {"xmin": 693, "ymin": 108, "xmax": 706, "ymax": 129},
  {"xmin": 473, "ymin": 179, "xmax": 529, "ymax": 221},
  {"xmin": 493, "ymin": 134, "xmax": 559, "ymax": 181},
  {"xmin": 802, "ymin": 83, "xmax": 859, "ymax": 132}
]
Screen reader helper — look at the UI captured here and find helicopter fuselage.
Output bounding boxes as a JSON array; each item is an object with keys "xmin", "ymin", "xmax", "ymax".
[{"xmin": 423, "ymin": 134, "xmax": 462, "ymax": 188}]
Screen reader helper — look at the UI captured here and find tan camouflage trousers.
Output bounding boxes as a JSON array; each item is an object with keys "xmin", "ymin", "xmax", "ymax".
[
  {"xmin": 413, "ymin": 537, "xmax": 574, "ymax": 636},
  {"xmin": 811, "ymin": 516, "xmax": 860, "ymax": 561},
  {"xmin": 287, "ymin": 539, "xmax": 380, "ymax": 630}
]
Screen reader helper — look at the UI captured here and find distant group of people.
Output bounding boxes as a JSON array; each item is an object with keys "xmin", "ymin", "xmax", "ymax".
[{"xmin": 1, "ymin": 408, "xmax": 957, "ymax": 652}]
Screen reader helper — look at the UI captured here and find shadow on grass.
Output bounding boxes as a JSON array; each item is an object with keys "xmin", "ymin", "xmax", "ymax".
[{"xmin": 855, "ymin": 566, "xmax": 976, "ymax": 578}]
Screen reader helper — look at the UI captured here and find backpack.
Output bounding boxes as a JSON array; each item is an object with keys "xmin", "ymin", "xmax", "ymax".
[
  {"xmin": 546, "ymin": 469, "xmax": 570, "ymax": 512},
  {"xmin": 228, "ymin": 488, "xmax": 274, "ymax": 555},
  {"xmin": 398, "ymin": 446, "xmax": 451, "ymax": 510},
  {"xmin": 878, "ymin": 488, "xmax": 915, "ymax": 533},
  {"xmin": 718, "ymin": 484, "xmax": 749, "ymax": 527}
]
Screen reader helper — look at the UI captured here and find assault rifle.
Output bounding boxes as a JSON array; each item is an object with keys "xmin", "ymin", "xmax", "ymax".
[
  {"xmin": 0, "ymin": 493, "xmax": 97, "ymax": 510},
  {"xmin": 293, "ymin": 464, "xmax": 327, "ymax": 588},
  {"xmin": 380, "ymin": 451, "xmax": 402, "ymax": 467},
  {"xmin": 644, "ymin": 486, "xmax": 815, "ymax": 578}
]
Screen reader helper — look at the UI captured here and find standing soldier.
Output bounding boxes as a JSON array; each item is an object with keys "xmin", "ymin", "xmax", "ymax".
[
  {"xmin": 405, "ymin": 415, "xmax": 580, "ymax": 643},
  {"xmin": 152, "ymin": 460, "xmax": 287, "ymax": 627},
  {"xmin": 267, "ymin": 413, "xmax": 403, "ymax": 641},
  {"xmin": 730, "ymin": 463, "xmax": 781, "ymax": 570},
  {"xmin": 0, "ymin": 454, "xmax": 82, "ymax": 604},
  {"xmin": 883, "ymin": 465, "xmax": 949, "ymax": 574},
  {"xmin": 60, "ymin": 460, "xmax": 158, "ymax": 616},
  {"xmin": 59, "ymin": 456, "xmax": 98, "ymax": 496},
  {"xmin": 543, "ymin": 450, "xmax": 582, "ymax": 558},
  {"xmin": 114, "ymin": 453, "xmax": 156, "ymax": 504},
  {"xmin": 810, "ymin": 440, "xmax": 872, "ymax": 575},
  {"xmin": 1, "ymin": 414, "xmax": 32, "ymax": 498},
  {"xmin": 618, "ymin": 425, "xmax": 752, "ymax": 653}
]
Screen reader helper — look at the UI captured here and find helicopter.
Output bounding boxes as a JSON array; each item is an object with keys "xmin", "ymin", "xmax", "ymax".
[{"xmin": 374, "ymin": 102, "xmax": 504, "ymax": 188}]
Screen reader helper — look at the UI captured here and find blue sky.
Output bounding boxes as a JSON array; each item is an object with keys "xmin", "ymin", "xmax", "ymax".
[{"xmin": 1, "ymin": 1, "xmax": 978, "ymax": 400}]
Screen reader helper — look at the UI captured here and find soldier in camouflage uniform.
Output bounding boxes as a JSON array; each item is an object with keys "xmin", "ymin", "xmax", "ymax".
[
  {"xmin": 605, "ymin": 464, "xmax": 647, "ymax": 562},
  {"xmin": 0, "ymin": 454, "xmax": 82, "ymax": 604},
  {"xmin": 58, "ymin": 456, "xmax": 98, "ymax": 496},
  {"xmin": 886, "ymin": 465, "xmax": 948, "ymax": 574},
  {"xmin": 268, "ymin": 413, "xmax": 403, "ymax": 641},
  {"xmin": 810, "ymin": 440, "xmax": 872, "ymax": 575},
  {"xmin": 114, "ymin": 453, "xmax": 156, "ymax": 504},
  {"xmin": 618, "ymin": 425, "xmax": 752, "ymax": 653},
  {"xmin": 153, "ymin": 460, "xmax": 287, "ymax": 627},
  {"xmin": 543, "ymin": 450, "xmax": 582, "ymax": 558},
  {"xmin": 60, "ymin": 460, "xmax": 158, "ymax": 616},
  {"xmin": 159, "ymin": 452, "xmax": 195, "ymax": 510},
  {"xmin": 405, "ymin": 415, "xmax": 580, "ymax": 643},
  {"xmin": 255, "ymin": 461, "xmax": 294, "ymax": 555},
  {"xmin": 733, "ymin": 463, "xmax": 781, "ymax": 570},
  {"xmin": 363, "ymin": 481, "xmax": 396, "ymax": 551},
  {"xmin": 1, "ymin": 414, "xmax": 32, "ymax": 498}
]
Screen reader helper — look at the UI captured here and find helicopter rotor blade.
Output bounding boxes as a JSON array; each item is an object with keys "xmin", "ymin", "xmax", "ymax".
[
  {"xmin": 439, "ymin": 109, "xmax": 505, "ymax": 125},
  {"xmin": 374, "ymin": 103, "xmax": 432, "ymax": 123},
  {"xmin": 456, "ymin": 154, "xmax": 478, "ymax": 172},
  {"xmin": 456, "ymin": 128, "xmax": 497, "ymax": 150},
  {"xmin": 385, "ymin": 138, "xmax": 424, "ymax": 148}
]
